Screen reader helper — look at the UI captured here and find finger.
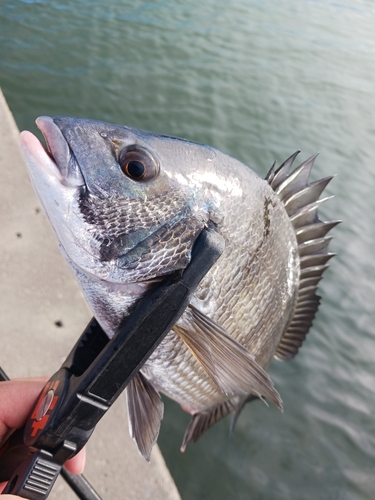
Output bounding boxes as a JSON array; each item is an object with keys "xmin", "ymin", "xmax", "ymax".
[
  {"xmin": 0, "ymin": 494, "xmax": 26, "ymax": 499},
  {"xmin": 0, "ymin": 479, "xmax": 43, "ymax": 498},
  {"xmin": 65, "ymin": 446, "xmax": 86, "ymax": 475},
  {"xmin": 0, "ymin": 378, "xmax": 48, "ymax": 442},
  {"xmin": 0, "ymin": 447, "xmax": 87, "ymax": 496},
  {"xmin": 0, "ymin": 482, "xmax": 26, "ymax": 498},
  {"xmin": 0, "ymin": 493, "xmax": 26, "ymax": 499}
]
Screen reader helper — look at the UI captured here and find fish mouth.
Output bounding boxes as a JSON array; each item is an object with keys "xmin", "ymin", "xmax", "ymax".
[{"xmin": 20, "ymin": 116, "xmax": 84, "ymax": 187}]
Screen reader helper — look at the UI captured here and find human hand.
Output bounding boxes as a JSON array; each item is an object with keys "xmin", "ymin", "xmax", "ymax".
[{"xmin": 0, "ymin": 378, "xmax": 86, "ymax": 497}]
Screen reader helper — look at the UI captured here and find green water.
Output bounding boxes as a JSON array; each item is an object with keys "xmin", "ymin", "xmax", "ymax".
[{"xmin": 1, "ymin": 1, "xmax": 375, "ymax": 498}]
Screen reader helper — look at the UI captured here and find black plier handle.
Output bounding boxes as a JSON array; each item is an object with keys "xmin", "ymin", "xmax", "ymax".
[{"xmin": 0, "ymin": 228, "xmax": 224, "ymax": 499}]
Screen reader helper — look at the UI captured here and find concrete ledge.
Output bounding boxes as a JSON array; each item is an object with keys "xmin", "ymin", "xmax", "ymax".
[{"xmin": 0, "ymin": 89, "xmax": 181, "ymax": 500}]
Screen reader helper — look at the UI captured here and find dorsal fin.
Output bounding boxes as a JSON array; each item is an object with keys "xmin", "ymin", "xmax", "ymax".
[{"xmin": 266, "ymin": 153, "xmax": 339, "ymax": 360}]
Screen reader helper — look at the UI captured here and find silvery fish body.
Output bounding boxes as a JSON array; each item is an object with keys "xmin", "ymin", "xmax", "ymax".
[{"xmin": 20, "ymin": 117, "xmax": 337, "ymax": 459}]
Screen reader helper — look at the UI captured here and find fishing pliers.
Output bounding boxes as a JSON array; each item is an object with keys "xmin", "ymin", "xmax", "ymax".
[{"xmin": 0, "ymin": 228, "xmax": 224, "ymax": 499}]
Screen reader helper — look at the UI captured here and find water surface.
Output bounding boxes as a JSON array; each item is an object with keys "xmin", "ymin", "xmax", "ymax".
[{"xmin": 1, "ymin": 1, "xmax": 375, "ymax": 498}]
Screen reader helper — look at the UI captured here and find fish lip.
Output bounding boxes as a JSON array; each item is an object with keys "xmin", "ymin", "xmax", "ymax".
[
  {"xmin": 35, "ymin": 116, "xmax": 84, "ymax": 187},
  {"xmin": 36, "ymin": 116, "xmax": 69, "ymax": 177}
]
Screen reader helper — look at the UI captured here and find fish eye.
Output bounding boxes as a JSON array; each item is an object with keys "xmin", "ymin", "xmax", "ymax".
[{"xmin": 119, "ymin": 146, "xmax": 159, "ymax": 181}]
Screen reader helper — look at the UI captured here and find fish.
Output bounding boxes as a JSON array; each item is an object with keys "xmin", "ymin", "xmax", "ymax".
[{"xmin": 20, "ymin": 117, "xmax": 338, "ymax": 460}]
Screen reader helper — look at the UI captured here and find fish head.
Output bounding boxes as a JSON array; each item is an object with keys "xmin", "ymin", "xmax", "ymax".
[{"xmin": 20, "ymin": 117, "xmax": 225, "ymax": 285}]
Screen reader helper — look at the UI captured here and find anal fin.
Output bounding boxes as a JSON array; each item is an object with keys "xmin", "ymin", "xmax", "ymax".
[
  {"xmin": 181, "ymin": 394, "xmax": 262, "ymax": 451},
  {"xmin": 181, "ymin": 398, "xmax": 239, "ymax": 452},
  {"xmin": 126, "ymin": 371, "xmax": 164, "ymax": 461}
]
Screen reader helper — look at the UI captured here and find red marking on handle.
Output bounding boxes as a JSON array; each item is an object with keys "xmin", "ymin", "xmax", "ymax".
[
  {"xmin": 30, "ymin": 415, "xmax": 50, "ymax": 437},
  {"xmin": 29, "ymin": 380, "xmax": 61, "ymax": 437}
]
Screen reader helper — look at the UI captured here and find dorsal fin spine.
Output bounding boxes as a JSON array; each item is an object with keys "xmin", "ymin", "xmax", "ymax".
[
  {"xmin": 265, "ymin": 153, "xmax": 337, "ymax": 361},
  {"xmin": 270, "ymin": 150, "xmax": 300, "ymax": 189},
  {"xmin": 290, "ymin": 196, "xmax": 334, "ymax": 227}
]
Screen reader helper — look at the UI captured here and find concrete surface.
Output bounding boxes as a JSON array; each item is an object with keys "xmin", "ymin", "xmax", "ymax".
[{"xmin": 0, "ymin": 89, "xmax": 181, "ymax": 500}]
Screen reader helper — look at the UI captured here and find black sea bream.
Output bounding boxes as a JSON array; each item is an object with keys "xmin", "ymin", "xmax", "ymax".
[{"xmin": 20, "ymin": 117, "xmax": 337, "ymax": 460}]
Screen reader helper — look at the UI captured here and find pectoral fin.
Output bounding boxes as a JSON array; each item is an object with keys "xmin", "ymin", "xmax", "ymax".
[
  {"xmin": 173, "ymin": 305, "xmax": 283, "ymax": 411},
  {"xmin": 126, "ymin": 371, "xmax": 164, "ymax": 461}
]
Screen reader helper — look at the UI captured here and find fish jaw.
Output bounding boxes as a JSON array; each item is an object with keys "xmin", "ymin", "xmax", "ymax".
[
  {"xmin": 22, "ymin": 116, "xmax": 85, "ymax": 187},
  {"xmin": 20, "ymin": 129, "xmax": 64, "ymax": 184},
  {"xmin": 20, "ymin": 119, "xmax": 112, "ymax": 282}
]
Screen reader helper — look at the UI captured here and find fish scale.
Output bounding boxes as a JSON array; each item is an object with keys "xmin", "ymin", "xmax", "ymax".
[
  {"xmin": 144, "ymin": 176, "xmax": 298, "ymax": 407},
  {"xmin": 21, "ymin": 116, "xmax": 336, "ymax": 460}
]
